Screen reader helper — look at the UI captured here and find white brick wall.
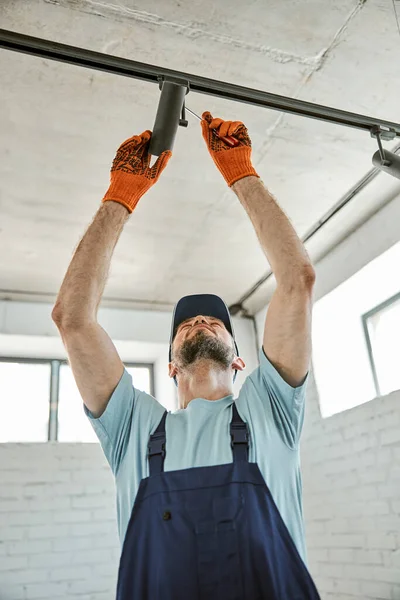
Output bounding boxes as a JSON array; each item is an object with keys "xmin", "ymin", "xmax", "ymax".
[
  {"xmin": 301, "ymin": 372, "xmax": 400, "ymax": 600},
  {"xmin": 0, "ymin": 443, "xmax": 120, "ymax": 600}
]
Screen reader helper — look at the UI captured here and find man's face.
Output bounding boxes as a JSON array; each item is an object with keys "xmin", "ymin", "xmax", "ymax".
[{"xmin": 171, "ymin": 315, "xmax": 235, "ymax": 372}]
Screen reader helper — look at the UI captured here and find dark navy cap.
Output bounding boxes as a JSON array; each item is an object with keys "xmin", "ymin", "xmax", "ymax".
[{"xmin": 169, "ymin": 294, "xmax": 239, "ymax": 387}]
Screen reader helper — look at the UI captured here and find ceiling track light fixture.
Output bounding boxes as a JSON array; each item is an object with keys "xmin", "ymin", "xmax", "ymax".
[
  {"xmin": 2, "ymin": 29, "xmax": 400, "ymax": 174},
  {"xmin": 371, "ymin": 125, "xmax": 400, "ymax": 180}
]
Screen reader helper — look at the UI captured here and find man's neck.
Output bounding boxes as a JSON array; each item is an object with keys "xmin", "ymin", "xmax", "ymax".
[{"xmin": 178, "ymin": 363, "xmax": 233, "ymax": 409}]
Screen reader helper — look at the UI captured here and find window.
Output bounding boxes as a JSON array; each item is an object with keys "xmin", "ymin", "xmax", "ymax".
[
  {"xmin": 57, "ymin": 363, "xmax": 153, "ymax": 443},
  {"xmin": 57, "ymin": 364, "xmax": 99, "ymax": 443},
  {"xmin": 362, "ymin": 291, "xmax": 400, "ymax": 397},
  {"xmin": 125, "ymin": 366, "xmax": 152, "ymax": 393},
  {"xmin": 0, "ymin": 360, "xmax": 51, "ymax": 442},
  {"xmin": 312, "ymin": 240, "xmax": 400, "ymax": 418},
  {"xmin": 0, "ymin": 358, "xmax": 154, "ymax": 442}
]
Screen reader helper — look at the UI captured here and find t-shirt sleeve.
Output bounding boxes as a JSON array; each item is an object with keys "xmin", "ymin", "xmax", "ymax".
[
  {"xmin": 83, "ymin": 368, "xmax": 163, "ymax": 474},
  {"xmin": 244, "ymin": 346, "xmax": 309, "ymax": 448}
]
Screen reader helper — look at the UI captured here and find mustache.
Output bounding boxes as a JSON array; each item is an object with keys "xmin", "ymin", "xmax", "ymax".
[{"xmin": 190, "ymin": 325, "xmax": 213, "ymax": 334}]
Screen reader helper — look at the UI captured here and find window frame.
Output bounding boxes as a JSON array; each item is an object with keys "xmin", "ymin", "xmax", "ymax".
[
  {"xmin": 361, "ymin": 289, "xmax": 400, "ymax": 398},
  {"xmin": 0, "ymin": 356, "xmax": 155, "ymax": 442}
]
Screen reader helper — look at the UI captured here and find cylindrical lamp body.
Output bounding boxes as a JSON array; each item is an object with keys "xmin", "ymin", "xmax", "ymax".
[
  {"xmin": 149, "ymin": 81, "xmax": 187, "ymax": 156},
  {"xmin": 372, "ymin": 150, "xmax": 400, "ymax": 180}
]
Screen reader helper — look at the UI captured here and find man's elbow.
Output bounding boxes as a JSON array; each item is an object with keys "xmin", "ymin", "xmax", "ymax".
[
  {"xmin": 279, "ymin": 264, "xmax": 316, "ymax": 293},
  {"xmin": 51, "ymin": 303, "xmax": 64, "ymax": 326},
  {"xmin": 51, "ymin": 303, "xmax": 73, "ymax": 328},
  {"xmin": 51, "ymin": 305, "xmax": 89, "ymax": 330},
  {"xmin": 299, "ymin": 264, "xmax": 316, "ymax": 289}
]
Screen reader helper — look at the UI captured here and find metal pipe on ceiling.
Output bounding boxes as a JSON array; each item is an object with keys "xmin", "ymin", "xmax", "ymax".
[{"xmin": 1, "ymin": 28, "xmax": 400, "ymax": 137}]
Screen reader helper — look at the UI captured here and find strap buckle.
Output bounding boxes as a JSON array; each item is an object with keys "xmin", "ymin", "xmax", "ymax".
[
  {"xmin": 230, "ymin": 424, "xmax": 249, "ymax": 448},
  {"xmin": 148, "ymin": 433, "xmax": 166, "ymax": 458}
]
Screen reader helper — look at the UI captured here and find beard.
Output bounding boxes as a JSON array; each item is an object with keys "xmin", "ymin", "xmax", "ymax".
[{"xmin": 173, "ymin": 329, "xmax": 235, "ymax": 372}]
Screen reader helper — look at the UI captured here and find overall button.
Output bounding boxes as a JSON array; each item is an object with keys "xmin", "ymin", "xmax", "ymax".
[{"xmin": 163, "ymin": 511, "xmax": 172, "ymax": 521}]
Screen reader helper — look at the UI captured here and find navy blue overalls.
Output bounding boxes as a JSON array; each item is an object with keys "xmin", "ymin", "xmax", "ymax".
[{"xmin": 116, "ymin": 402, "xmax": 321, "ymax": 600}]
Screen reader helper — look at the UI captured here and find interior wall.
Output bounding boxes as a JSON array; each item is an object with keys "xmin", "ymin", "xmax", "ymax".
[
  {"xmin": 0, "ymin": 443, "xmax": 119, "ymax": 600},
  {"xmin": 255, "ymin": 190, "xmax": 400, "ymax": 599},
  {"xmin": 301, "ymin": 374, "xmax": 400, "ymax": 599},
  {"xmin": 0, "ymin": 302, "xmax": 258, "ymax": 599}
]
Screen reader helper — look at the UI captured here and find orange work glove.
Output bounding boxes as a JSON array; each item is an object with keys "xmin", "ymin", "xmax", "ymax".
[
  {"xmin": 200, "ymin": 112, "xmax": 259, "ymax": 187},
  {"xmin": 102, "ymin": 130, "xmax": 172, "ymax": 213}
]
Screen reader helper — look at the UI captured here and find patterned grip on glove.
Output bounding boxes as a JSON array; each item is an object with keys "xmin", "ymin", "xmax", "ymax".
[
  {"xmin": 201, "ymin": 112, "xmax": 259, "ymax": 186},
  {"xmin": 103, "ymin": 131, "xmax": 172, "ymax": 213}
]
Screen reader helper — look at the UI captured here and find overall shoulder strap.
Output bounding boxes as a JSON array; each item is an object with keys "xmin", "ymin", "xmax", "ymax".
[
  {"xmin": 230, "ymin": 402, "xmax": 250, "ymax": 462},
  {"xmin": 148, "ymin": 411, "xmax": 168, "ymax": 476}
]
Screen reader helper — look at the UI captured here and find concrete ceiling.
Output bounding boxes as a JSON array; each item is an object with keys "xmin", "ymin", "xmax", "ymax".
[{"xmin": 1, "ymin": 0, "xmax": 400, "ymax": 315}]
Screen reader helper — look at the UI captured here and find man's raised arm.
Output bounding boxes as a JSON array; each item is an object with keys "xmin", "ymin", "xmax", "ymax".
[{"xmin": 52, "ymin": 131, "xmax": 171, "ymax": 417}]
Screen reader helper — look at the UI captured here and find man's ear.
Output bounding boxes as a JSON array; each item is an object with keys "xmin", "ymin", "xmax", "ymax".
[
  {"xmin": 232, "ymin": 356, "xmax": 245, "ymax": 371},
  {"xmin": 168, "ymin": 362, "xmax": 178, "ymax": 379}
]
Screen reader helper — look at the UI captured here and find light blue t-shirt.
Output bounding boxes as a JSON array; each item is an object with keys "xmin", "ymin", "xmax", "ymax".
[{"xmin": 84, "ymin": 346, "xmax": 309, "ymax": 564}]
